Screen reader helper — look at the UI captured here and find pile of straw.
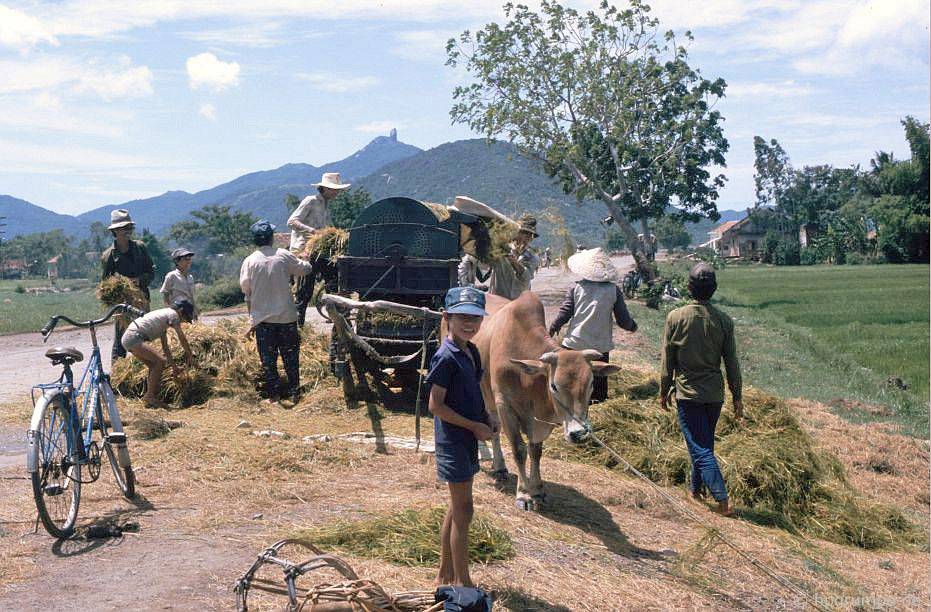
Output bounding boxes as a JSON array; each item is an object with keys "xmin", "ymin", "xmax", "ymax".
[
  {"xmin": 554, "ymin": 370, "xmax": 922, "ymax": 549},
  {"xmin": 295, "ymin": 506, "xmax": 514, "ymax": 567},
  {"xmin": 111, "ymin": 319, "xmax": 335, "ymax": 406},
  {"xmin": 302, "ymin": 227, "xmax": 348, "ymax": 262},
  {"xmin": 424, "ymin": 202, "xmax": 452, "ymax": 222},
  {"xmin": 97, "ymin": 274, "xmax": 146, "ymax": 308}
]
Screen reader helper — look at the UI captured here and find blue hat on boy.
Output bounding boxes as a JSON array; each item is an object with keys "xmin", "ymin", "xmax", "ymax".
[{"xmin": 444, "ymin": 286, "xmax": 488, "ymax": 316}]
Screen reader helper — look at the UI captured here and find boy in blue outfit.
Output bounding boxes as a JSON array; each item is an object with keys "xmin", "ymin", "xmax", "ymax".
[{"xmin": 427, "ymin": 286, "xmax": 499, "ymax": 588}]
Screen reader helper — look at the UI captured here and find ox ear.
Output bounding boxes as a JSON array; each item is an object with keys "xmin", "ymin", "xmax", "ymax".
[
  {"xmin": 510, "ymin": 358, "xmax": 547, "ymax": 375},
  {"xmin": 591, "ymin": 362, "xmax": 622, "ymax": 376}
]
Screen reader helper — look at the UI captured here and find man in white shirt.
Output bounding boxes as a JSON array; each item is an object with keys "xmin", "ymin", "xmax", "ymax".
[
  {"xmin": 287, "ymin": 172, "xmax": 350, "ymax": 253},
  {"xmin": 240, "ymin": 220, "xmax": 314, "ymax": 403}
]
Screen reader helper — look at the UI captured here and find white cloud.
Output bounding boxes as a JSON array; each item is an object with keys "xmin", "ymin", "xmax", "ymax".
[
  {"xmin": 726, "ymin": 80, "xmax": 814, "ymax": 99},
  {"xmin": 0, "ymin": 5, "xmax": 58, "ymax": 50},
  {"xmin": 298, "ymin": 72, "xmax": 377, "ymax": 93},
  {"xmin": 186, "ymin": 52, "xmax": 240, "ymax": 91},
  {"xmin": 75, "ymin": 62, "xmax": 153, "ymax": 100},
  {"xmin": 0, "ymin": 55, "xmax": 154, "ymax": 101},
  {"xmin": 354, "ymin": 120, "xmax": 405, "ymax": 134},
  {"xmin": 180, "ymin": 21, "xmax": 327, "ymax": 48},
  {"xmin": 199, "ymin": 102, "xmax": 217, "ymax": 121}
]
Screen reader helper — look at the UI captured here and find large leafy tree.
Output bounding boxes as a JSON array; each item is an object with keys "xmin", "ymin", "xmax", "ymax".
[
  {"xmin": 329, "ymin": 187, "xmax": 372, "ymax": 229},
  {"xmin": 168, "ymin": 205, "xmax": 257, "ymax": 256},
  {"xmin": 446, "ymin": 0, "xmax": 728, "ymax": 270},
  {"xmin": 752, "ymin": 136, "xmax": 792, "ymax": 209}
]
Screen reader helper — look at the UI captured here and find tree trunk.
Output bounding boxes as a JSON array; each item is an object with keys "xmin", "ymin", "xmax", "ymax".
[{"xmin": 604, "ymin": 202, "xmax": 657, "ymax": 283}]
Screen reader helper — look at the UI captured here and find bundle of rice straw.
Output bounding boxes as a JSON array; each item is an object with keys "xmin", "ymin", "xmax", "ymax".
[
  {"xmin": 423, "ymin": 202, "xmax": 452, "ymax": 222},
  {"xmin": 302, "ymin": 227, "xmax": 348, "ymax": 262},
  {"xmin": 552, "ymin": 371, "xmax": 922, "ymax": 550},
  {"xmin": 111, "ymin": 318, "xmax": 336, "ymax": 406},
  {"xmin": 97, "ymin": 274, "xmax": 146, "ymax": 308},
  {"xmin": 472, "ymin": 218, "xmax": 515, "ymax": 264}
]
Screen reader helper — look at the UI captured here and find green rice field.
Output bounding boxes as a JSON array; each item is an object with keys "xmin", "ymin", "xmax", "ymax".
[{"xmin": 0, "ymin": 279, "xmax": 102, "ymax": 335}]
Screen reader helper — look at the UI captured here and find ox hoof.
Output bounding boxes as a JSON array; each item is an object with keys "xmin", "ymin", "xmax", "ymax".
[
  {"xmin": 491, "ymin": 469, "xmax": 510, "ymax": 482},
  {"xmin": 515, "ymin": 496, "xmax": 539, "ymax": 512},
  {"xmin": 532, "ymin": 492, "xmax": 547, "ymax": 505}
]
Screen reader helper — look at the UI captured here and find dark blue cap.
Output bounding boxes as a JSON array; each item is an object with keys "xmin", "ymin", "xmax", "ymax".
[
  {"xmin": 250, "ymin": 220, "xmax": 276, "ymax": 237},
  {"xmin": 444, "ymin": 286, "xmax": 488, "ymax": 316}
]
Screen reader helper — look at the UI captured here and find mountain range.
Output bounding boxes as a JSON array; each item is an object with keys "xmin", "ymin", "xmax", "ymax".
[{"xmin": 1, "ymin": 130, "xmax": 740, "ymax": 246}]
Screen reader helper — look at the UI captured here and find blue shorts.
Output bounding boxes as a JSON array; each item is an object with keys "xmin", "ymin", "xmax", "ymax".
[{"xmin": 435, "ymin": 441, "xmax": 479, "ymax": 483}]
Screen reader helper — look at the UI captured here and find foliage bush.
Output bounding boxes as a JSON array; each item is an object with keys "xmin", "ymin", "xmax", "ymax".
[
  {"xmin": 844, "ymin": 251, "xmax": 886, "ymax": 265},
  {"xmin": 774, "ymin": 239, "xmax": 800, "ymax": 265},
  {"xmin": 14, "ymin": 284, "xmax": 25, "ymax": 294},
  {"xmin": 199, "ymin": 276, "xmax": 245, "ymax": 310}
]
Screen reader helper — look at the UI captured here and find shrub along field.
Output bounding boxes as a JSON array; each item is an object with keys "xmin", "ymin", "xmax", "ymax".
[{"xmin": 632, "ymin": 263, "xmax": 929, "ymax": 436}]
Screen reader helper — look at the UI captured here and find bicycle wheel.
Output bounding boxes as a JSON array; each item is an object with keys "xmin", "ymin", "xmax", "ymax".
[
  {"xmin": 96, "ymin": 382, "xmax": 135, "ymax": 499},
  {"xmin": 29, "ymin": 393, "xmax": 81, "ymax": 539}
]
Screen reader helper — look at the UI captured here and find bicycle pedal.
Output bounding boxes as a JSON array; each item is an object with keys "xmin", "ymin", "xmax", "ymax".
[{"xmin": 43, "ymin": 484, "xmax": 64, "ymax": 496}]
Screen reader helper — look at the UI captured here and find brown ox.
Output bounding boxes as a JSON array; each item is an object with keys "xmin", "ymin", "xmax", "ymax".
[{"xmin": 473, "ymin": 291, "xmax": 620, "ymax": 510}]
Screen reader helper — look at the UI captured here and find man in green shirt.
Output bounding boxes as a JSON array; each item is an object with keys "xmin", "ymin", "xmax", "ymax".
[
  {"xmin": 660, "ymin": 262, "xmax": 743, "ymax": 516},
  {"xmin": 101, "ymin": 209, "xmax": 154, "ymax": 361}
]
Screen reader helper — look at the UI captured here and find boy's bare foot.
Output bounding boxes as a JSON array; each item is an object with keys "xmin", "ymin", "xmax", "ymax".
[
  {"xmin": 689, "ymin": 490, "xmax": 704, "ymax": 501},
  {"xmin": 262, "ymin": 396, "xmax": 280, "ymax": 405}
]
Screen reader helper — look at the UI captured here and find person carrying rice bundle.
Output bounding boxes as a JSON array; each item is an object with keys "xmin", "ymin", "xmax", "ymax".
[
  {"xmin": 122, "ymin": 298, "xmax": 195, "ymax": 408},
  {"xmin": 487, "ymin": 214, "xmax": 540, "ymax": 300},
  {"xmin": 288, "ymin": 172, "xmax": 350, "ymax": 325},
  {"xmin": 660, "ymin": 262, "xmax": 743, "ymax": 517},
  {"xmin": 159, "ymin": 247, "xmax": 198, "ymax": 320},
  {"xmin": 240, "ymin": 220, "xmax": 314, "ymax": 404},
  {"xmin": 101, "ymin": 209, "xmax": 154, "ymax": 361},
  {"xmin": 548, "ymin": 248, "xmax": 637, "ymax": 403}
]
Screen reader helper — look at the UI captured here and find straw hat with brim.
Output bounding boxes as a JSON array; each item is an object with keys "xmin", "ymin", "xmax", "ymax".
[
  {"xmin": 568, "ymin": 248, "xmax": 618, "ymax": 282},
  {"xmin": 107, "ymin": 209, "xmax": 135, "ymax": 230},
  {"xmin": 518, "ymin": 214, "xmax": 539, "ymax": 237},
  {"xmin": 313, "ymin": 172, "xmax": 351, "ymax": 190}
]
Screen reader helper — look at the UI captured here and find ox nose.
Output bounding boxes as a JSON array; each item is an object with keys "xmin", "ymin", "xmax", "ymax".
[{"xmin": 568, "ymin": 427, "xmax": 589, "ymax": 444}]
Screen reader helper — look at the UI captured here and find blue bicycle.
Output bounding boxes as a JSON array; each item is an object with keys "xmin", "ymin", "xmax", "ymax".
[{"xmin": 27, "ymin": 304, "xmax": 143, "ymax": 538}]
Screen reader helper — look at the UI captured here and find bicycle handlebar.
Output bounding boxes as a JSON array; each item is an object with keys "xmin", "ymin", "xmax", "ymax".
[{"xmin": 40, "ymin": 303, "xmax": 145, "ymax": 342}]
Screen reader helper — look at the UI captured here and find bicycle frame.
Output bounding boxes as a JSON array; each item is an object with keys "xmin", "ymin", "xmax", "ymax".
[{"xmin": 29, "ymin": 322, "xmax": 126, "ymax": 466}]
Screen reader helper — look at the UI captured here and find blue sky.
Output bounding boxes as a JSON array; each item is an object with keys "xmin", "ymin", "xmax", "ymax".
[{"xmin": 0, "ymin": 0, "xmax": 928, "ymax": 216}]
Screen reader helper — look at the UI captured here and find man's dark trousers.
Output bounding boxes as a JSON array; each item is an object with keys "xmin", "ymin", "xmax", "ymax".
[
  {"xmin": 676, "ymin": 399, "xmax": 728, "ymax": 501},
  {"xmin": 255, "ymin": 322, "xmax": 301, "ymax": 398}
]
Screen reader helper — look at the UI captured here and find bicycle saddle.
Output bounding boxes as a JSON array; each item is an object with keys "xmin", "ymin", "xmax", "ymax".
[{"xmin": 45, "ymin": 346, "xmax": 84, "ymax": 364}]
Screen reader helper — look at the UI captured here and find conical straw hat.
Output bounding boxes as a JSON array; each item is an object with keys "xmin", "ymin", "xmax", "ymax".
[{"xmin": 567, "ymin": 248, "xmax": 618, "ymax": 282}]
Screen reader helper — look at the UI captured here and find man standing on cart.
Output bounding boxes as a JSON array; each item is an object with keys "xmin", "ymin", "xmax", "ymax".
[{"xmin": 287, "ymin": 172, "xmax": 350, "ymax": 325}]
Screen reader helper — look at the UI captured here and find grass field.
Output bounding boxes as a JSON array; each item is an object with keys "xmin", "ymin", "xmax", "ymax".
[
  {"xmin": 0, "ymin": 279, "xmax": 103, "ymax": 335},
  {"xmin": 629, "ymin": 263, "xmax": 929, "ymax": 436}
]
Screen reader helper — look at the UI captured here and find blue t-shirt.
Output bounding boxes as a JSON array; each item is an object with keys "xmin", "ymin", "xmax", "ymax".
[{"xmin": 426, "ymin": 337, "xmax": 488, "ymax": 446}]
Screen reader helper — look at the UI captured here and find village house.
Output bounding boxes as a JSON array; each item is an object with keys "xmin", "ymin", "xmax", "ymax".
[{"xmin": 704, "ymin": 215, "xmax": 766, "ymax": 258}]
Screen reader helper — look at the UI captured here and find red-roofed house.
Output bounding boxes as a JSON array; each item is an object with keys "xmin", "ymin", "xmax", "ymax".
[{"xmin": 704, "ymin": 216, "xmax": 765, "ymax": 258}]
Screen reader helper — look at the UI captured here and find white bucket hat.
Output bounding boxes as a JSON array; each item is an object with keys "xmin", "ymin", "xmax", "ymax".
[
  {"xmin": 568, "ymin": 248, "xmax": 618, "ymax": 282},
  {"xmin": 107, "ymin": 209, "xmax": 135, "ymax": 230},
  {"xmin": 313, "ymin": 172, "xmax": 351, "ymax": 190}
]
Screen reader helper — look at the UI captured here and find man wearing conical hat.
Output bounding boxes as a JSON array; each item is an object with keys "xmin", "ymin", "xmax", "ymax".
[
  {"xmin": 101, "ymin": 209, "xmax": 154, "ymax": 361},
  {"xmin": 548, "ymin": 248, "xmax": 637, "ymax": 403},
  {"xmin": 487, "ymin": 213, "xmax": 541, "ymax": 300},
  {"xmin": 287, "ymin": 172, "xmax": 350, "ymax": 253}
]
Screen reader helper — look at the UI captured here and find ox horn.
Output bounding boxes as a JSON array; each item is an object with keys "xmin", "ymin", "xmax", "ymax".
[
  {"xmin": 581, "ymin": 349, "xmax": 605, "ymax": 362},
  {"xmin": 539, "ymin": 351, "xmax": 559, "ymax": 365}
]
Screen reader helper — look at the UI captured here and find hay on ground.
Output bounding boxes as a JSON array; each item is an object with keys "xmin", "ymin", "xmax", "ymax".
[
  {"xmin": 302, "ymin": 227, "xmax": 348, "ymax": 262},
  {"xmin": 553, "ymin": 370, "xmax": 923, "ymax": 549},
  {"xmin": 424, "ymin": 201, "xmax": 452, "ymax": 222},
  {"xmin": 111, "ymin": 319, "xmax": 335, "ymax": 406},
  {"xmin": 294, "ymin": 506, "xmax": 514, "ymax": 567},
  {"xmin": 97, "ymin": 274, "xmax": 146, "ymax": 308}
]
